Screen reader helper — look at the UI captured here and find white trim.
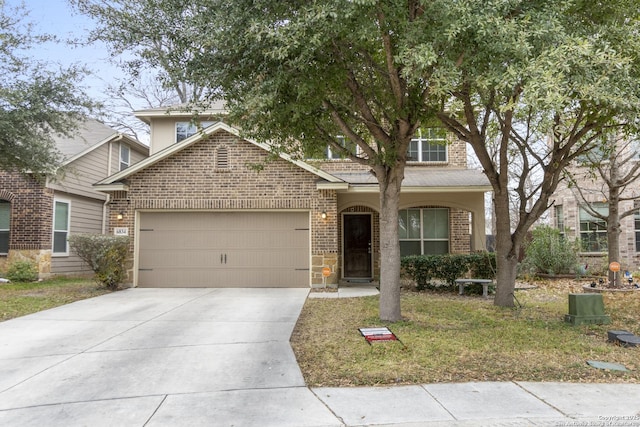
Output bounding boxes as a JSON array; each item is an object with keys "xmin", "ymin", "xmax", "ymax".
[
  {"xmin": 52, "ymin": 198, "xmax": 71, "ymax": 257},
  {"xmin": 339, "ymin": 185, "xmax": 492, "ymax": 193},
  {"xmin": 119, "ymin": 142, "xmax": 131, "ymax": 171},
  {"xmin": 316, "ymin": 182, "xmax": 350, "ymax": 190},
  {"xmin": 95, "ymin": 183, "xmax": 129, "ymax": 192},
  {"xmin": 175, "ymin": 120, "xmax": 216, "ymax": 144},
  {"xmin": 0, "ymin": 200, "xmax": 10, "ymax": 255}
]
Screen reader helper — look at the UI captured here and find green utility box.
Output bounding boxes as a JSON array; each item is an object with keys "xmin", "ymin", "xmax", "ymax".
[{"xmin": 564, "ymin": 293, "xmax": 611, "ymax": 325}]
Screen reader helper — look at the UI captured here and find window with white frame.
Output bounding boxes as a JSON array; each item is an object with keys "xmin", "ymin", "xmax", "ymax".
[
  {"xmin": 635, "ymin": 201, "xmax": 640, "ymax": 252},
  {"xmin": 176, "ymin": 121, "xmax": 215, "ymax": 143},
  {"xmin": 119, "ymin": 143, "xmax": 130, "ymax": 171},
  {"xmin": 398, "ymin": 208, "xmax": 449, "ymax": 256},
  {"xmin": 407, "ymin": 128, "xmax": 448, "ymax": 162},
  {"xmin": 554, "ymin": 205, "xmax": 564, "ymax": 238},
  {"xmin": 53, "ymin": 200, "xmax": 70, "ymax": 255},
  {"xmin": 0, "ymin": 200, "xmax": 9, "ymax": 255},
  {"xmin": 579, "ymin": 203, "xmax": 608, "ymax": 252},
  {"xmin": 326, "ymin": 136, "xmax": 358, "ymax": 159}
]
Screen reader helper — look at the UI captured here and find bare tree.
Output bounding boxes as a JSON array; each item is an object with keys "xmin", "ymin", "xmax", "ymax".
[{"xmin": 565, "ymin": 132, "xmax": 640, "ymax": 286}]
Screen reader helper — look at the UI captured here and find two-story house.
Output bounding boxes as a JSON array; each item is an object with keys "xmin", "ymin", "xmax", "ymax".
[
  {"xmin": 552, "ymin": 140, "xmax": 640, "ymax": 273},
  {"xmin": 0, "ymin": 118, "xmax": 148, "ymax": 277},
  {"xmin": 94, "ymin": 105, "xmax": 491, "ymax": 288}
]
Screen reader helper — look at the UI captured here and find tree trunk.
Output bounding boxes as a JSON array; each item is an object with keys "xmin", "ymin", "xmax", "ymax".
[
  {"xmin": 493, "ymin": 190, "xmax": 518, "ymax": 307},
  {"xmin": 607, "ymin": 187, "xmax": 621, "ymax": 287},
  {"xmin": 377, "ymin": 167, "xmax": 404, "ymax": 322}
]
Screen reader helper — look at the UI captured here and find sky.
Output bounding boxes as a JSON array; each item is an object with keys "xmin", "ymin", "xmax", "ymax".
[{"xmin": 7, "ymin": 0, "xmax": 124, "ymax": 102}]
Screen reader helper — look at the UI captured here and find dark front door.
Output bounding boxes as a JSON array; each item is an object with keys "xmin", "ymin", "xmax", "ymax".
[{"xmin": 343, "ymin": 214, "xmax": 372, "ymax": 278}]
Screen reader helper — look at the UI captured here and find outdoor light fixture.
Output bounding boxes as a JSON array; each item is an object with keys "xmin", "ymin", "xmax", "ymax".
[
  {"xmin": 321, "ymin": 210, "xmax": 327, "ymax": 219},
  {"xmin": 117, "ymin": 211, "xmax": 124, "ymax": 220}
]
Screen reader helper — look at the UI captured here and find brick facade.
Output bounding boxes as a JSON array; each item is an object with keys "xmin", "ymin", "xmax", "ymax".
[
  {"xmin": 103, "ymin": 127, "xmax": 481, "ymax": 287},
  {"xmin": 553, "ymin": 178, "xmax": 640, "ymax": 272},
  {"xmin": 107, "ymin": 132, "xmax": 340, "ymax": 284},
  {"xmin": 0, "ymin": 172, "xmax": 53, "ymax": 275}
]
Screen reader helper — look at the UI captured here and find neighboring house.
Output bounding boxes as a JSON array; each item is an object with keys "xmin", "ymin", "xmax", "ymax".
[
  {"xmin": 0, "ymin": 119, "xmax": 149, "ymax": 277},
  {"xmin": 552, "ymin": 160, "xmax": 640, "ymax": 272},
  {"xmin": 94, "ymin": 106, "xmax": 491, "ymax": 288}
]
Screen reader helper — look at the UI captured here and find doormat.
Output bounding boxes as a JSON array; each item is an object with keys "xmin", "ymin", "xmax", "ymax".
[{"xmin": 358, "ymin": 327, "xmax": 402, "ymax": 345}]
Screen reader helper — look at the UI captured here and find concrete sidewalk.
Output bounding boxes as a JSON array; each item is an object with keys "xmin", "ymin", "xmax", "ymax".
[{"xmin": 0, "ymin": 287, "xmax": 637, "ymax": 426}]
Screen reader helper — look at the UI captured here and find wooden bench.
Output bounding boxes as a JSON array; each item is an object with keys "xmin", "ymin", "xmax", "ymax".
[{"xmin": 455, "ymin": 278, "xmax": 494, "ymax": 298}]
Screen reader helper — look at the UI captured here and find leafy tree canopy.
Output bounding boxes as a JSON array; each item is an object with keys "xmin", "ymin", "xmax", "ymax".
[
  {"xmin": 174, "ymin": 0, "xmax": 640, "ymax": 313},
  {"xmin": 0, "ymin": 2, "xmax": 95, "ymax": 176}
]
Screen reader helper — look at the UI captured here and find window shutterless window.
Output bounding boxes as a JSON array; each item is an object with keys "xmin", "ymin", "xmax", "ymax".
[
  {"xmin": 579, "ymin": 203, "xmax": 607, "ymax": 252},
  {"xmin": 407, "ymin": 128, "xmax": 447, "ymax": 162},
  {"xmin": 554, "ymin": 205, "xmax": 564, "ymax": 238},
  {"xmin": 0, "ymin": 200, "xmax": 9, "ymax": 254},
  {"xmin": 635, "ymin": 201, "xmax": 640, "ymax": 252},
  {"xmin": 53, "ymin": 200, "xmax": 70, "ymax": 255},
  {"xmin": 398, "ymin": 208, "xmax": 449, "ymax": 256},
  {"xmin": 326, "ymin": 136, "xmax": 358, "ymax": 159},
  {"xmin": 119, "ymin": 144, "xmax": 130, "ymax": 171},
  {"xmin": 176, "ymin": 121, "xmax": 215, "ymax": 143}
]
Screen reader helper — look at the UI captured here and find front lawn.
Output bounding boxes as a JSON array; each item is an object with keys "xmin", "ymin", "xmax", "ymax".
[
  {"xmin": 291, "ymin": 280, "xmax": 640, "ymax": 386},
  {"xmin": 0, "ymin": 277, "xmax": 112, "ymax": 322}
]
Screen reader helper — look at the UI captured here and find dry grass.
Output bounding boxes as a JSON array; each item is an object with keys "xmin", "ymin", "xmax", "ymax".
[
  {"xmin": 291, "ymin": 279, "xmax": 640, "ymax": 386},
  {"xmin": 0, "ymin": 277, "xmax": 112, "ymax": 322}
]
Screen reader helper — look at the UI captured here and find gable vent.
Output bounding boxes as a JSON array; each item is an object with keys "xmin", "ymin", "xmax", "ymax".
[{"xmin": 215, "ymin": 146, "xmax": 229, "ymax": 170}]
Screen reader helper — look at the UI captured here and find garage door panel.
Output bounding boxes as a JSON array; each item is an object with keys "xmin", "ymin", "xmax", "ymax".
[{"xmin": 138, "ymin": 212, "xmax": 309, "ymax": 288}]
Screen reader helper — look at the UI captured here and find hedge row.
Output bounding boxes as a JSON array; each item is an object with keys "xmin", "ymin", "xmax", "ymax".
[{"xmin": 401, "ymin": 252, "xmax": 497, "ymax": 290}]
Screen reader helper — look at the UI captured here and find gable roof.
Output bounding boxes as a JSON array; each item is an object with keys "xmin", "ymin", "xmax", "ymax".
[
  {"xmin": 55, "ymin": 118, "xmax": 149, "ymax": 166},
  {"xmin": 94, "ymin": 121, "xmax": 343, "ymax": 191}
]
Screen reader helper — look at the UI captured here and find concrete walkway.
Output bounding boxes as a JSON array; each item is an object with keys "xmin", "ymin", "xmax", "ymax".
[{"xmin": 0, "ymin": 287, "xmax": 638, "ymax": 426}]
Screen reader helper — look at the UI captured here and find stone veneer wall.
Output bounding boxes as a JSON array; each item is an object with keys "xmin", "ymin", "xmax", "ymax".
[
  {"xmin": 107, "ymin": 131, "xmax": 339, "ymax": 285},
  {"xmin": 0, "ymin": 172, "xmax": 54, "ymax": 276}
]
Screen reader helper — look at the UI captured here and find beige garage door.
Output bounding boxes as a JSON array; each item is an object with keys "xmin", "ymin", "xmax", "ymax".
[{"xmin": 137, "ymin": 212, "xmax": 310, "ymax": 287}]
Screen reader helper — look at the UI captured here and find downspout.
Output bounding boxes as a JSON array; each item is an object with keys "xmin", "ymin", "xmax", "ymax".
[
  {"xmin": 102, "ymin": 194, "xmax": 111, "ymax": 235},
  {"xmin": 102, "ymin": 135, "xmax": 123, "ymax": 234}
]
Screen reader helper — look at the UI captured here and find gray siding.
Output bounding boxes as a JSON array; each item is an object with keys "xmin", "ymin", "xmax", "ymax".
[
  {"xmin": 51, "ymin": 193, "xmax": 104, "ymax": 275},
  {"xmin": 110, "ymin": 141, "xmax": 150, "ymax": 175},
  {"xmin": 50, "ymin": 144, "xmax": 110, "ymax": 201}
]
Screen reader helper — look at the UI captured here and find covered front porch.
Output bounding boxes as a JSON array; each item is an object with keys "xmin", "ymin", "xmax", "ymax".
[{"xmin": 326, "ymin": 168, "xmax": 490, "ymax": 283}]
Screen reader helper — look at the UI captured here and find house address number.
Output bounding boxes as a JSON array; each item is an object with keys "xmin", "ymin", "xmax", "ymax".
[{"xmin": 114, "ymin": 227, "xmax": 129, "ymax": 236}]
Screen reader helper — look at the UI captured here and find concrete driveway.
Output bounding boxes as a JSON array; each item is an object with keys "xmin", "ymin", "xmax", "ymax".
[{"xmin": 0, "ymin": 288, "xmax": 340, "ymax": 426}]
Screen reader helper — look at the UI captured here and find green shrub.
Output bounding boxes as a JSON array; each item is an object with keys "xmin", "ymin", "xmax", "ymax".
[
  {"xmin": 467, "ymin": 252, "xmax": 497, "ymax": 279},
  {"xmin": 401, "ymin": 252, "xmax": 496, "ymax": 291},
  {"xmin": 68, "ymin": 234, "xmax": 130, "ymax": 290},
  {"xmin": 5, "ymin": 260, "xmax": 39, "ymax": 282},
  {"xmin": 522, "ymin": 225, "xmax": 579, "ymax": 275}
]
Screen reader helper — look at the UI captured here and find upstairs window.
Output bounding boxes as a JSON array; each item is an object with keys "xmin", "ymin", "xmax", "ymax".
[
  {"xmin": 579, "ymin": 203, "xmax": 607, "ymax": 252},
  {"xmin": 408, "ymin": 128, "xmax": 447, "ymax": 162},
  {"xmin": 0, "ymin": 201, "xmax": 9, "ymax": 255},
  {"xmin": 326, "ymin": 136, "xmax": 358, "ymax": 159},
  {"xmin": 176, "ymin": 121, "xmax": 215, "ymax": 143},
  {"xmin": 119, "ymin": 144, "xmax": 130, "ymax": 171}
]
